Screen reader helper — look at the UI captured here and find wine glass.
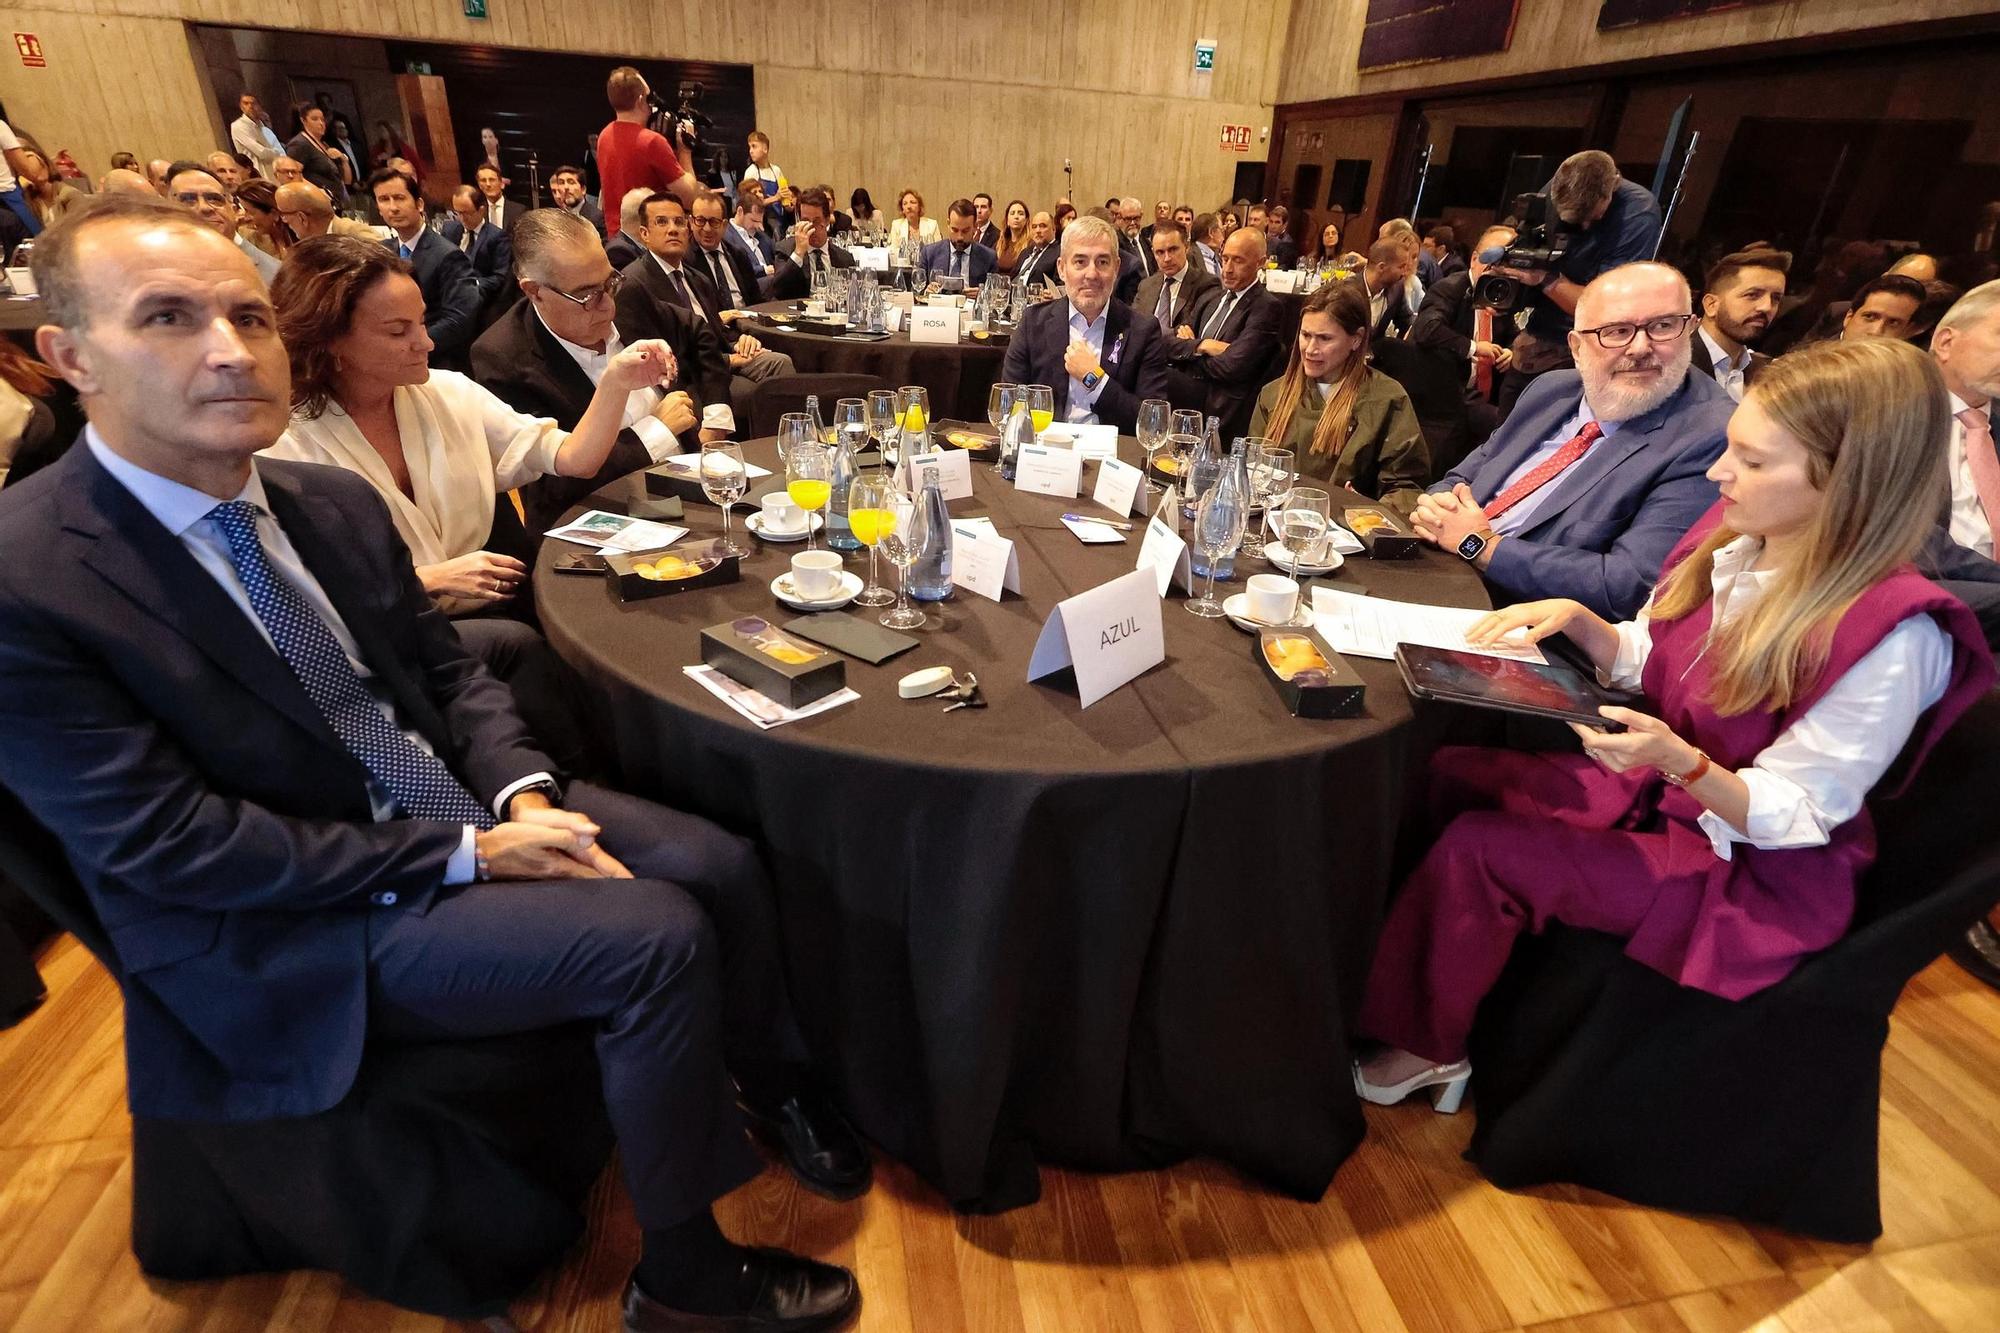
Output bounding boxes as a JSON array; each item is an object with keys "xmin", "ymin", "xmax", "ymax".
[
  {"xmin": 896, "ymin": 385, "xmax": 931, "ymax": 457},
  {"xmin": 867, "ymin": 389, "xmax": 899, "ymax": 457},
  {"xmin": 776, "ymin": 409, "xmax": 813, "ymax": 473},
  {"xmin": 1136, "ymin": 398, "xmax": 1172, "ymax": 498},
  {"xmin": 911, "ymin": 265, "xmax": 929, "ymax": 297},
  {"xmin": 784, "ymin": 433, "xmax": 833, "ymax": 552},
  {"xmin": 1024, "ymin": 384, "xmax": 1054, "ymax": 438},
  {"xmin": 987, "ymin": 381, "xmax": 1018, "ymax": 436},
  {"xmin": 833, "ymin": 397, "xmax": 868, "ymax": 455},
  {"xmin": 1187, "ymin": 464, "xmax": 1247, "ymax": 618},
  {"xmin": 876, "ymin": 488, "xmax": 927, "ymax": 629},
  {"xmin": 1171, "ymin": 408, "xmax": 1204, "ymax": 439},
  {"xmin": 1279, "ymin": 486, "xmax": 1333, "ymax": 606},
  {"xmin": 1242, "ymin": 440, "xmax": 1287, "ymax": 559},
  {"xmin": 848, "ymin": 472, "xmax": 898, "ymax": 608},
  {"xmin": 699, "ymin": 440, "xmax": 751, "ymax": 558}
]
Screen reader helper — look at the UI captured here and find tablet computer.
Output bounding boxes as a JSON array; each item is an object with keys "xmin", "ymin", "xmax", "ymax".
[{"xmin": 1394, "ymin": 643, "xmax": 1629, "ymax": 731}]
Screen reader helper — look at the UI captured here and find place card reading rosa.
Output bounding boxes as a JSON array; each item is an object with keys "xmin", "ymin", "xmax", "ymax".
[
  {"xmin": 605, "ymin": 542, "xmax": 741, "ymax": 602},
  {"xmin": 699, "ymin": 616, "xmax": 848, "ymax": 709}
]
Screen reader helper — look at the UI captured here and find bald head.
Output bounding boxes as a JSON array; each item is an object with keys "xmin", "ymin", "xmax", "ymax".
[
  {"xmin": 1573, "ymin": 261, "xmax": 1691, "ymax": 330},
  {"xmin": 274, "ymin": 181, "xmax": 335, "ymax": 236},
  {"xmin": 1888, "ymin": 252, "xmax": 1938, "ymax": 283},
  {"xmin": 1219, "ymin": 226, "xmax": 1266, "ymax": 292},
  {"xmin": 145, "ymin": 159, "xmax": 172, "ymax": 193},
  {"xmin": 100, "ymin": 169, "xmax": 157, "ymax": 197}
]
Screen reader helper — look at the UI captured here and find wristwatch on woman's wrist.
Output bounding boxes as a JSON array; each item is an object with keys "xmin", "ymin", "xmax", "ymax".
[{"xmin": 1662, "ymin": 749, "xmax": 1712, "ymax": 788}]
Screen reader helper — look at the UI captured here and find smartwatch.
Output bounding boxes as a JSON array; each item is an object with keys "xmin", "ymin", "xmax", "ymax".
[
  {"xmin": 511, "ymin": 778, "xmax": 563, "ymax": 810},
  {"xmin": 1456, "ymin": 528, "xmax": 1496, "ymax": 562},
  {"xmin": 1081, "ymin": 368, "xmax": 1105, "ymax": 391}
]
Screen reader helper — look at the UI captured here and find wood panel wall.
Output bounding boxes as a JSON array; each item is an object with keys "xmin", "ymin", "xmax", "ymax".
[{"xmin": 0, "ymin": 0, "xmax": 1290, "ymax": 220}]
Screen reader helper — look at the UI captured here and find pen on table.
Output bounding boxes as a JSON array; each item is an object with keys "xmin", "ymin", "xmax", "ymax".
[{"xmin": 1064, "ymin": 513, "xmax": 1133, "ymax": 530}]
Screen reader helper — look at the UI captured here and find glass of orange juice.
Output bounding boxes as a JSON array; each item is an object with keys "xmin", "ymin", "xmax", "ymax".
[
  {"xmin": 848, "ymin": 473, "xmax": 899, "ymax": 607},
  {"xmin": 784, "ymin": 433, "xmax": 834, "ymax": 553}
]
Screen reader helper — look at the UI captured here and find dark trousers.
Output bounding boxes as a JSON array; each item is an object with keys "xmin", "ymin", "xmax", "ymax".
[
  {"xmin": 452, "ymin": 618, "xmax": 596, "ymax": 775},
  {"xmin": 366, "ymin": 781, "xmax": 802, "ymax": 1227}
]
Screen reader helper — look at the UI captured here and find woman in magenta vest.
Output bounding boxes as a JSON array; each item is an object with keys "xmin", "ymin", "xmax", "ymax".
[{"xmin": 1355, "ymin": 338, "xmax": 1995, "ymax": 1111}]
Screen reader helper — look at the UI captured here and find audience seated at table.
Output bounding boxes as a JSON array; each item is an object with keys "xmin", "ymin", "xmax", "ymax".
[
  {"xmin": 367, "ymin": 167, "xmax": 483, "ymax": 372},
  {"xmin": 1247, "ymin": 281, "xmax": 1428, "ymax": 515},
  {"xmin": 546, "ymin": 164, "xmax": 605, "ymax": 237},
  {"xmin": 848, "ymin": 186, "xmax": 881, "ymax": 233},
  {"xmin": 1410, "ymin": 224, "xmax": 1519, "ymax": 448},
  {"xmin": 605, "ymin": 188, "xmax": 651, "ymax": 269},
  {"xmin": 0, "ymin": 193, "xmax": 864, "ymax": 1333},
  {"xmin": 726, "ymin": 188, "xmax": 777, "ymax": 279},
  {"xmin": 1831, "ymin": 273, "xmax": 1927, "ymax": 344},
  {"xmin": 1133, "ymin": 219, "xmax": 1217, "ymax": 338},
  {"xmin": 1016, "ymin": 210, "xmax": 1063, "ymax": 292},
  {"xmin": 1356, "ymin": 337, "xmax": 1996, "ymax": 1113},
  {"xmin": 617, "ymin": 191, "xmax": 794, "ymax": 425},
  {"xmin": 888, "ymin": 187, "xmax": 941, "ymax": 249},
  {"xmin": 1412, "ymin": 262, "xmax": 1735, "ymax": 621},
  {"xmin": 768, "ymin": 186, "xmax": 855, "ymax": 302},
  {"xmin": 1689, "ymin": 247, "xmax": 1789, "ymax": 401},
  {"xmin": 1162, "ymin": 224, "xmax": 1288, "ymax": 427},
  {"xmin": 1263, "ymin": 205, "xmax": 1301, "ymax": 270},
  {"xmin": 1300, "ymin": 218, "xmax": 1352, "ymax": 272},
  {"xmin": 1000, "ymin": 215, "xmax": 1169, "ymax": 434},
  {"xmin": 472, "ymin": 210, "xmax": 729, "ymax": 535},
  {"xmin": 1360, "ymin": 237, "xmax": 1419, "ymax": 341},
  {"xmin": 920, "ymin": 198, "xmax": 998, "ymax": 287},
  {"xmin": 688, "ymin": 187, "xmax": 772, "ymax": 309}
]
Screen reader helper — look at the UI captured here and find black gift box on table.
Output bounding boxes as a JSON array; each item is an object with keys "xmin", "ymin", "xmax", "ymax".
[
  {"xmin": 1254, "ymin": 627, "xmax": 1367, "ymax": 719},
  {"xmin": 604, "ymin": 542, "xmax": 740, "ymax": 602},
  {"xmin": 699, "ymin": 617, "xmax": 848, "ymax": 709},
  {"xmin": 1342, "ymin": 505, "xmax": 1423, "ymax": 559}
]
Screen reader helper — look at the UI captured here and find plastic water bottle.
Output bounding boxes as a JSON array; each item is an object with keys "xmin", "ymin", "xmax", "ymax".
[
  {"xmin": 999, "ymin": 403, "xmax": 1034, "ymax": 482},
  {"xmin": 906, "ymin": 470, "xmax": 954, "ymax": 602},
  {"xmin": 805, "ymin": 394, "xmax": 828, "ymax": 446},
  {"xmin": 1191, "ymin": 437, "xmax": 1247, "ymax": 583},
  {"xmin": 825, "ymin": 434, "xmax": 860, "ymax": 551}
]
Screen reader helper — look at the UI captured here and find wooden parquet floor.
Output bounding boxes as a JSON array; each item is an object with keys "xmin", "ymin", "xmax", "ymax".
[{"xmin": 3, "ymin": 933, "xmax": 1999, "ymax": 1333}]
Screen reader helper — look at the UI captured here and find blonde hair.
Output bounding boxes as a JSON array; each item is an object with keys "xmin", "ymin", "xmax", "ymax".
[
  {"xmin": 1261, "ymin": 281, "xmax": 1374, "ymax": 460},
  {"xmin": 1649, "ymin": 338, "xmax": 1952, "ymax": 715}
]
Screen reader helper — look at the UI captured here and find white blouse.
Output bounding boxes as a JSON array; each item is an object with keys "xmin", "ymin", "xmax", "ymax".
[
  {"xmin": 889, "ymin": 215, "xmax": 941, "ymax": 248},
  {"xmin": 264, "ymin": 370, "xmax": 564, "ymax": 580},
  {"xmin": 1604, "ymin": 535, "xmax": 1952, "ymax": 860}
]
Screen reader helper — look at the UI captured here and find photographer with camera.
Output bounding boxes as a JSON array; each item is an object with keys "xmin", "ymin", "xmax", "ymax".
[
  {"xmin": 1487, "ymin": 150, "xmax": 1663, "ymax": 417},
  {"xmin": 598, "ymin": 66, "xmax": 694, "ymax": 238}
]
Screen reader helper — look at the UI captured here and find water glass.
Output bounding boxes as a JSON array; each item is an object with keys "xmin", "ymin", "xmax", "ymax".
[
  {"xmin": 867, "ymin": 389, "xmax": 899, "ymax": 453},
  {"xmin": 699, "ymin": 441, "xmax": 751, "ymax": 557},
  {"xmin": 834, "ymin": 397, "xmax": 868, "ymax": 455},
  {"xmin": 1279, "ymin": 487, "xmax": 1333, "ymax": 582},
  {"xmin": 1243, "ymin": 443, "xmax": 1291, "ymax": 559},
  {"xmin": 1136, "ymin": 398, "xmax": 1172, "ymax": 498},
  {"xmin": 1187, "ymin": 471, "xmax": 1247, "ymax": 619}
]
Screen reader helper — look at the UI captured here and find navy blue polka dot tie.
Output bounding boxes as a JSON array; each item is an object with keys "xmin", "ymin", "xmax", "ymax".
[{"xmin": 209, "ymin": 501, "xmax": 495, "ymax": 828}]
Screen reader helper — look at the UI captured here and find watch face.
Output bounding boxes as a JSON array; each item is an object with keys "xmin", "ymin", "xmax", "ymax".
[{"xmin": 1457, "ymin": 532, "xmax": 1486, "ymax": 560}]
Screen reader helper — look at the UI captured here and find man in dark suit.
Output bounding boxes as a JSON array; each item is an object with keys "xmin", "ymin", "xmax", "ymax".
[
  {"xmin": 1412, "ymin": 262, "xmax": 1734, "ymax": 620},
  {"xmin": 1689, "ymin": 247, "xmax": 1789, "ymax": 402},
  {"xmin": 920, "ymin": 198, "xmax": 997, "ymax": 287},
  {"xmin": 1116, "ymin": 198, "xmax": 1158, "ymax": 285},
  {"xmin": 688, "ymin": 187, "xmax": 772, "ymax": 309},
  {"xmin": 0, "ymin": 195, "xmax": 859, "ymax": 1332},
  {"xmin": 1132, "ymin": 219, "xmax": 1216, "ymax": 337},
  {"xmin": 1263, "ymin": 206, "xmax": 1301, "ymax": 270},
  {"xmin": 1000, "ymin": 214, "xmax": 1169, "ymax": 433},
  {"xmin": 471, "ymin": 209, "xmax": 717, "ymax": 534},
  {"xmin": 368, "ymin": 168, "xmax": 482, "ymax": 370},
  {"xmin": 768, "ymin": 187, "xmax": 856, "ymax": 303},
  {"xmin": 973, "ymin": 193, "xmax": 999, "ymax": 250},
  {"xmin": 547, "ymin": 163, "xmax": 605, "ymax": 236},
  {"xmin": 621, "ymin": 191, "xmax": 793, "ymax": 425},
  {"xmin": 1162, "ymin": 225, "xmax": 1288, "ymax": 428},
  {"xmin": 1016, "ymin": 211, "xmax": 1063, "ymax": 292},
  {"xmin": 440, "ymin": 184, "xmax": 517, "ymax": 331},
  {"xmin": 1411, "ymin": 223, "xmax": 1520, "ymax": 447},
  {"xmin": 472, "ymin": 164, "xmax": 527, "ymax": 234},
  {"xmin": 724, "ymin": 191, "xmax": 777, "ymax": 279}
]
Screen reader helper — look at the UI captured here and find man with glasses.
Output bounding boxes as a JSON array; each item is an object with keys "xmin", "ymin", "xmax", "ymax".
[
  {"xmin": 769, "ymin": 187, "xmax": 856, "ymax": 302},
  {"xmin": 686, "ymin": 188, "xmax": 768, "ymax": 308},
  {"xmin": 273, "ymin": 180, "xmax": 375, "ymax": 242},
  {"xmin": 369, "ymin": 166, "xmax": 481, "ymax": 370},
  {"xmin": 1413, "ymin": 262, "xmax": 1733, "ymax": 620},
  {"xmin": 167, "ymin": 161, "xmax": 278, "ymax": 286}
]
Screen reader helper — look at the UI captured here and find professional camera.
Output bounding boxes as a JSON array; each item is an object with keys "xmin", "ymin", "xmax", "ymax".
[
  {"xmin": 1473, "ymin": 191, "xmax": 1570, "ymax": 315},
  {"xmin": 648, "ymin": 81, "xmax": 713, "ymax": 152}
]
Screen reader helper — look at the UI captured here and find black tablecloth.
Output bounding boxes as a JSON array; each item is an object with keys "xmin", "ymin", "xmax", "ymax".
[
  {"xmin": 743, "ymin": 300, "xmax": 1007, "ymax": 421},
  {"xmin": 536, "ymin": 435, "xmax": 1490, "ymax": 1211}
]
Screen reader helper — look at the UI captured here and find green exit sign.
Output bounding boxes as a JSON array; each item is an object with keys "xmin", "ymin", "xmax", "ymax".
[
  {"xmin": 464, "ymin": 0, "xmax": 487, "ymax": 17},
  {"xmin": 1194, "ymin": 41, "xmax": 1215, "ymax": 72}
]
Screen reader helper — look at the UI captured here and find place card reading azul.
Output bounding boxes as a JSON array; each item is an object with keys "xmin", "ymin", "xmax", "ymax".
[{"xmin": 1026, "ymin": 566, "xmax": 1165, "ymax": 708}]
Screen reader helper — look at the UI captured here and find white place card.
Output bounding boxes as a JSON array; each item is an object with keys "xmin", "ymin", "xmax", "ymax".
[
  {"xmin": 908, "ymin": 306, "xmax": 959, "ymax": 344},
  {"xmin": 1014, "ymin": 443, "xmax": 1084, "ymax": 499},
  {"xmin": 950, "ymin": 522, "xmax": 1022, "ymax": 601},
  {"xmin": 1264, "ymin": 269, "xmax": 1300, "ymax": 294},
  {"xmin": 1027, "ymin": 567, "xmax": 1166, "ymax": 708},
  {"xmin": 1093, "ymin": 457, "xmax": 1143, "ymax": 518},
  {"xmin": 1061, "ymin": 516, "xmax": 1127, "ymax": 543},
  {"xmin": 850, "ymin": 246, "xmax": 890, "ymax": 271},
  {"xmin": 903, "ymin": 445, "xmax": 974, "ymax": 501},
  {"xmin": 1136, "ymin": 510, "xmax": 1193, "ymax": 596},
  {"xmin": 1058, "ymin": 423, "xmax": 1120, "ymax": 461}
]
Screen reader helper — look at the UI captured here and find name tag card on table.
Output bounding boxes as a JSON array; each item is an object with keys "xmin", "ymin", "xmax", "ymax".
[
  {"xmin": 1093, "ymin": 457, "xmax": 1143, "ymax": 517},
  {"xmin": 1047, "ymin": 423, "xmax": 1119, "ymax": 461},
  {"xmin": 1135, "ymin": 506, "xmax": 1193, "ymax": 595},
  {"xmin": 1027, "ymin": 566, "xmax": 1165, "ymax": 708},
  {"xmin": 1014, "ymin": 443, "xmax": 1084, "ymax": 499},
  {"xmin": 1264, "ymin": 270, "xmax": 1300, "ymax": 294},
  {"xmin": 850, "ymin": 246, "xmax": 890, "ymax": 271},
  {"xmin": 907, "ymin": 306, "xmax": 959, "ymax": 344},
  {"xmin": 903, "ymin": 445, "xmax": 975, "ymax": 501},
  {"xmin": 950, "ymin": 521, "xmax": 1022, "ymax": 601}
]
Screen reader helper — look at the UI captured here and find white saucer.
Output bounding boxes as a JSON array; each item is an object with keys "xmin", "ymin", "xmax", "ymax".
[
  {"xmin": 1263, "ymin": 544, "xmax": 1344, "ymax": 576},
  {"xmin": 746, "ymin": 513, "xmax": 824, "ymax": 542},
  {"xmin": 1222, "ymin": 593, "xmax": 1316, "ymax": 634},
  {"xmin": 770, "ymin": 569, "xmax": 863, "ymax": 611}
]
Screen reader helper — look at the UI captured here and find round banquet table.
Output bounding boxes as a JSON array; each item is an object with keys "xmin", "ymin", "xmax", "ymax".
[
  {"xmin": 742, "ymin": 298, "xmax": 1007, "ymax": 421},
  {"xmin": 536, "ymin": 432, "xmax": 1491, "ymax": 1213}
]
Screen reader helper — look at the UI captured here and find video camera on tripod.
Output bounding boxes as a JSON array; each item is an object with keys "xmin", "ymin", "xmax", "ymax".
[{"xmin": 1473, "ymin": 192, "xmax": 1571, "ymax": 315}]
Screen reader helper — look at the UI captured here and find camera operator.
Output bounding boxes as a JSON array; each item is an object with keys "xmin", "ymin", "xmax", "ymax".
[
  {"xmin": 598, "ymin": 65, "xmax": 695, "ymax": 238},
  {"xmin": 1490, "ymin": 150, "xmax": 1662, "ymax": 415}
]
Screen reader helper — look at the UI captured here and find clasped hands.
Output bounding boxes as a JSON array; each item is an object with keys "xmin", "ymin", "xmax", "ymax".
[
  {"xmin": 1410, "ymin": 484, "xmax": 1493, "ymax": 558},
  {"xmin": 475, "ymin": 792, "xmax": 633, "ymax": 882}
]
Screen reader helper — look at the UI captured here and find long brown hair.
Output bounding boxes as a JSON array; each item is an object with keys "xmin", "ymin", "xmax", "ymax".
[
  {"xmin": 270, "ymin": 234, "xmax": 414, "ymax": 419},
  {"xmin": 233, "ymin": 178, "xmax": 288, "ymax": 256},
  {"xmin": 1261, "ymin": 281, "xmax": 1373, "ymax": 459},
  {"xmin": 0, "ymin": 341, "xmax": 54, "ymax": 398},
  {"xmin": 995, "ymin": 198, "xmax": 1030, "ymax": 265},
  {"xmin": 1649, "ymin": 338, "xmax": 1953, "ymax": 715}
]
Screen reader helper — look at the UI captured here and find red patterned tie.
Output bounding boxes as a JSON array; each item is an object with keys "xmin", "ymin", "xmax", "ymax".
[{"xmin": 1486, "ymin": 421, "xmax": 1603, "ymax": 521}]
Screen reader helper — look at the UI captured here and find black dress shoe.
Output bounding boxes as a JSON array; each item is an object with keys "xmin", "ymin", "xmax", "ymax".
[
  {"xmin": 740, "ymin": 1089, "xmax": 872, "ymax": 1200},
  {"xmin": 622, "ymin": 1249, "xmax": 860, "ymax": 1332}
]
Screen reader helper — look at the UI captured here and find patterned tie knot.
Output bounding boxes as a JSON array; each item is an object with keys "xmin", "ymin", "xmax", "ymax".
[
  {"xmin": 1576, "ymin": 421, "xmax": 1604, "ymax": 448},
  {"xmin": 1960, "ymin": 407, "xmax": 1993, "ymax": 438},
  {"xmin": 208, "ymin": 498, "xmax": 263, "ymax": 549}
]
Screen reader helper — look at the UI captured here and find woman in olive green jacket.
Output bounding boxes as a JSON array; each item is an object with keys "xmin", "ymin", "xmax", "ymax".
[{"xmin": 1246, "ymin": 280, "xmax": 1430, "ymax": 517}]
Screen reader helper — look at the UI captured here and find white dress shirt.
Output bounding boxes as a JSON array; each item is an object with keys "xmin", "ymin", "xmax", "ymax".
[
  {"xmin": 1152, "ymin": 272, "xmax": 1183, "ymax": 331},
  {"xmin": 1487, "ymin": 398, "xmax": 1622, "ymax": 536},
  {"xmin": 1064, "ymin": 302, "xmax": 1111, "ymax": 424},
  {"xmin": 729, "ymin": 221, "xmax": 770, "ymax": 275},
  {"xmin": 230, "ymin": 114, "xmax": 285, "ymax": 180},
  {"xmin": 1603, "ymin": 534, "xmax": 1953, "ymax": 860},
  {"xmin": 695, "ymin": 242, "xmax": 748, "ymax": 307},
  {"xmin": 535, "ymin": 312, "xmax": 680, "ymax": 462},
  {"xmin": 646, "ymin": 253, "xmax": 740, "ymax": 435},
  {"xmin": 88, "ymin": 431, "xmax": 548, "ymax": 881},
  {"xmin": 1945, "ymin": 391, "xmax": 1995, "ymax": 558},
  {"xmin": 1698, "ymin": 326, "xmax": 1753, "ymax": 402}
]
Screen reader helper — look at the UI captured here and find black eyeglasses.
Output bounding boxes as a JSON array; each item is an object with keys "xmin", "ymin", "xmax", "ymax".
[
  {"xmin": 1574, "ymin": 313, "xmax": 1696, "ymax": 349},
  {"xmin": 541, "ymin": 271, "xmax": 624, "ymax": 308},
  {"xmin": 174, "ymin": 190, "xmax": 231, "ymax": 209}
]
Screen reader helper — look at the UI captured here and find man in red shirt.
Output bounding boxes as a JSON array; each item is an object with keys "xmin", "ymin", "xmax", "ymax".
[{"xmin": 598, "ymin": 66, "xmax": 694, "ymax": 236}]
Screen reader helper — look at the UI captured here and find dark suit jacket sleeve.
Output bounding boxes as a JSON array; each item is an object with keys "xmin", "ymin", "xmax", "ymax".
[
  {"xmin": 1164, "ymin": 286, "xmax": 1220, "ymax": 364},
  {"xmin": 1001, "ymin": 312, "xmax": 1042, "ymax": 387},
  {"xmin": 1198, "ymin": 296, "xmax": 1287, "ymax": 389},
  {"xmin": 478, "ymin": 231, "xmax": 515, "ymax": 301},
  {"xmin": 426, "ymin": 244, "xmax": 484, "ymax": 355},
  {"xmin": 1917, "ymin": 528, "xmax": 2000, "ymax": 652},
  {"xmin": 1092, "ymin": 319, "xmax": 1169, "ymax": 433},
  {"xmin": 1482, "ymin": 425, "xmax": 1726, "ymax": 620},
  {"xmin": 1410, "ymin": 277, "xmax": 1473, "ymax": 363}
]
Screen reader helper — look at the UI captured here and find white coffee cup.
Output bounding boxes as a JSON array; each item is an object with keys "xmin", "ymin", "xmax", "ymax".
[
  {"xmin": 791, "ymin": 550, "xmax": 844, "ymax": 599},
  {"xmin": 1039, "ymin": 425, "xmax": 1075, "ymax": 448},
  {"xmin": 760, "ymin": 492, "xmax": 805, "ymax": 533},
  {"xmin": 1247, "ymin": 573, "xmax": 1300, "ymax": 625},
  {"xmin": 803, "ymin": 299, "xmax": 826, "ymax": 317}
]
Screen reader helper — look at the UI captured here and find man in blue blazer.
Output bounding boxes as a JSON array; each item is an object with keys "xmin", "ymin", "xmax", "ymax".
[
  {"xmin": 439, "ymin": 184, "xmax": 516, "ymax": 329},
  {"xmin": 1412, "ymin": 262, "xmax": 1734, "ymax": 620},
  {"xmin": 0, "ymin": 195, "xmax": 859, "ymax": 1332},
  {"xmin": 920, "ymin": 198, "xmax": 997, "ymax": 287},
  {"xmin": 368, "ymin": 167, "xmax": 482, "ymax": 370},
  {"xmin": 1000, "ymin": 214, "xmax": 1169, "ymax": 433}
]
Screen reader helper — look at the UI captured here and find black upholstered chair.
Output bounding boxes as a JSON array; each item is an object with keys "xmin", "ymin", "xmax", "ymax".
[
  {"xmin": 0, "ymin": 787, "xmax": 615, "ymax": 1318},
  {"xmin": 1463, "ymin": 690, "xmax": 2000, "ymax": 1241},
  {"xmin": 747, "ymin": 372, "xmax": 889, "ymax": 439}
]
